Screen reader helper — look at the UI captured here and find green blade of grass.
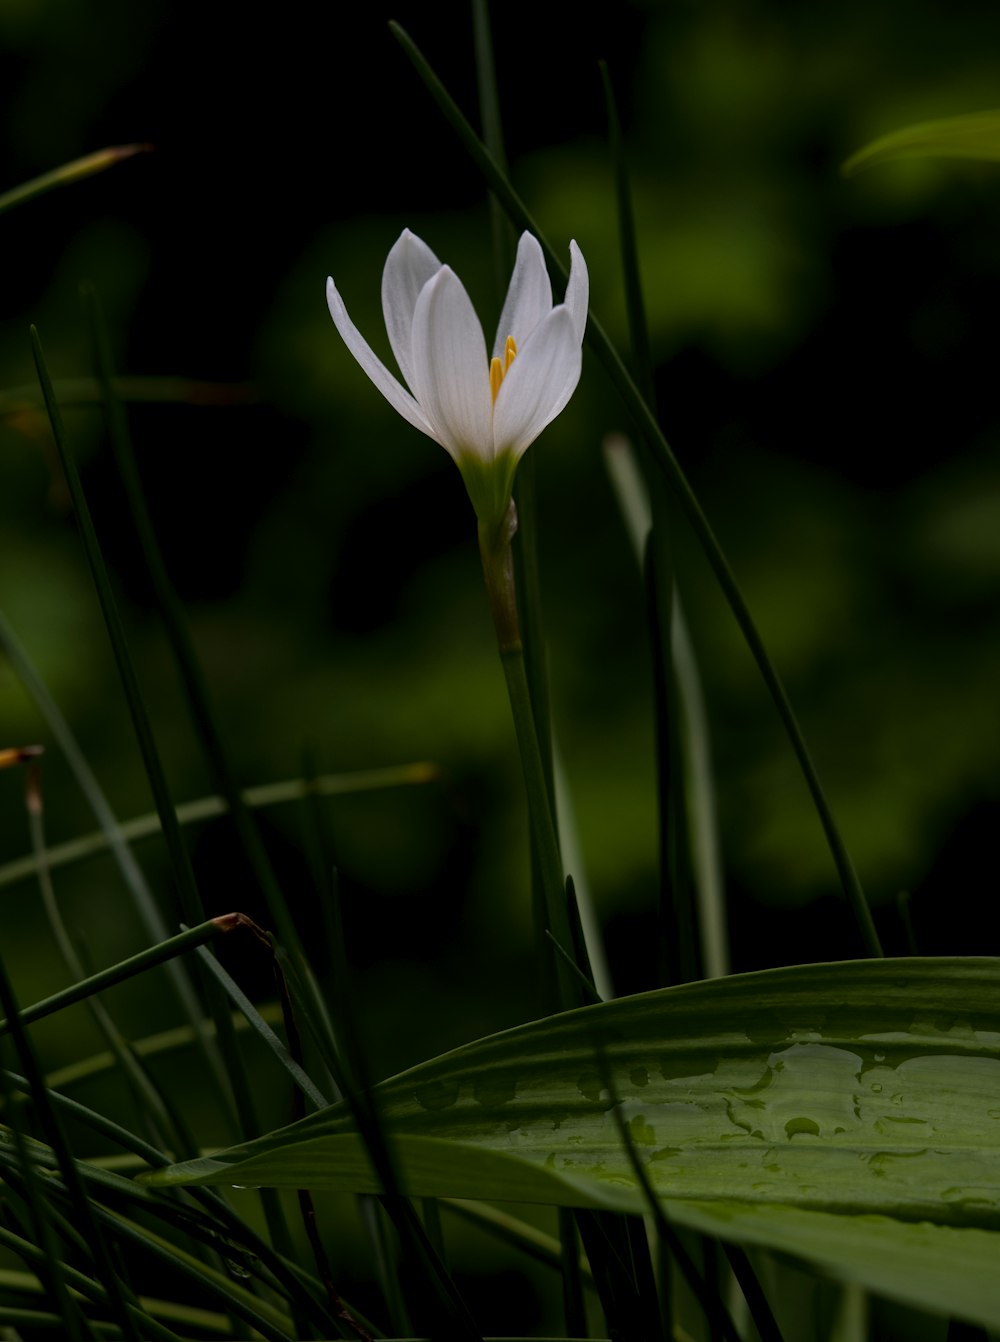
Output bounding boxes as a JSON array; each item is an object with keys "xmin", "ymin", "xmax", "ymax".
[
  {"xmin": 0, "ymin": 918, "xmax": 234, "ymax": 1036},
  {"xmin": 0, "ymin": 144, "xmax": 149, "ymax": 216},
  {"xmin": 603, "ymin": 435, "xmax": 728, "ymax": 978},
  {"xmin": 0, "ymin": 762, "xmax": 437, "ymax": 891},
  {"xmin": 43, "ymin": 1007, "xmax": 283, "ymax": 1090},
  {"xmin": 0, "ymin": 1221, "xmax": 183, "ymax": 1342},
  {"xmin": 31, "ymin": 325, "xmax": 246, "ymax": 1128},
  {"xmin": 0, "ymin": 610, "xmax": 216, "ymax": 1068},
  {"xmin": 388, "ymin": 21, "xmax": 881, "ymax": 958},
  {"xmin": 293, "ymin": 819, "xmax": 482, "ymax": 1340},
  {"xmin": 843, "ymin": 109, "xmax": 1000, "ymax": 175},
  {"xmin": 2, "ymin": 1066, "xmax": 345, "ymax": 1336},
  {"xmin": 85, "ymin": 284, "xmax": 314, "ymax": 970},
  {"xmin": 32, "ymin": 326, "xmax": 306, "ymax": 1263},
  {"xmin": 601, "ymin": 61, "xmax": 701, "ymax": 990},
  {"xmin": 143, "ymin": 956, "xmax": 1000, "ymax": 1329},
  {"xmin": 191, "ymin": 930, "xmax": 329, "ymax": 1111},
  {"xmin": 83, "ymin": 293, "xmax": 349, "ymax": 1244},
  {"xmin": 0, "ymin": 951, "xmax": 144, "ymax": 1341},
  {"xmin": 25, "ymin": 764, "xmax": 201, "ymax": 1158},
  {"xmin": 0, "ymin": 1055, "xmax": 92, "ymax": 1341}
]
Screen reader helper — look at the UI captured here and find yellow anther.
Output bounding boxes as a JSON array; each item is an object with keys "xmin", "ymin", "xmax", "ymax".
[{"xmin": 489, "ymin": 335, "xmax": 518, "ymax": 403}]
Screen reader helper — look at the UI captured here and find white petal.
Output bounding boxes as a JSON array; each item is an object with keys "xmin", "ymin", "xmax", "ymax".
[
  {"xmin": 563, "ymin": 240, "xmax": 589, "ymax": 345},
  {"xmin": 409, "ymin": 267, "xmax": 493, "ymax": 461},
  {"xmin": 492, "ymin": 232, "xmax": 553, "ymax": 359},
  {"xmin": 492, "ymin": 305, "xmax": 581, "ymax": 461},
  {"xmin": 381, "ymin": 229, "xmax": 443, "ymax": 393},
  {"xmin": 326, "ymin": 276, "xmax": 436, "ymax": 440}
]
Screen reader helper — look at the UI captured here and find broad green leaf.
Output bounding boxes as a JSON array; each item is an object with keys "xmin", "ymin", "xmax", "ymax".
[
  {"xmin": 844, "ymin": 110, "xmax": 1000, "ymax": 175},
  {"xmin": 141, "ymin": 958, "xmax": 1000, "ymax": 1327}
]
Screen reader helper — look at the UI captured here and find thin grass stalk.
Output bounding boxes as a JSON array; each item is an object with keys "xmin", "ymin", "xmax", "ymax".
[
  {"xmin": 471, "ymin": 0, "xmax": 514, "ymax": 295},
  {"xmin": 573, "ymin": 1211, "xmax": 650, "ymax": 1341},
  {"xmin": 0, "ymin": 1053, "xmax": 92, "ymax": 1341},
  {"xmin": 0, "ymin": 950, "xmax": 143, "ymax": 1341},
  {"xmin": 360, "ymin": 1195, "xmax": 413, "ymax": 1339},
  {"xmin": 304, "ymin": 783, "xmax": 413, "ymax": 1331},
  {"xmin": 722, "ymin": 1244, "xmax": 784, "ymax": 1342},
  {"xmin": 30, "ymin": 326, "xmax": 249, "ymax": 1126},
  {"xmin": 602, "ymin": 63, "xmax": 727, "ymax": 983},
  {"xmin": 601, "ymin": 59, "xmax": 700, "ymax": 987},
  {"xmin": 191, "ymin": 928, "xmax": 329, "ymax": 1110},
  {"xmin": 84, "ymin": 285, "xmax": 336, "ymax": 1035},
  {"xmin": 66, "ymin": 1204, "xmax": 298, "ymax": 1342},
  {"xmin": 0, "ymin": 1142, "xmax": 306, "ymax": 1342},
  {"xmin": 442, "ymin": 1200, "xmax": 594, "ymax": 1284},
  {"xmin": 0, "ymin": 145, "xmax": 149, "ymax": 215},
  {"xmin": 0, "ymin": 1222, "xmax": 184, "ymax": 1342},
  {"xmin": 1, "ymin": 1067, "xmax": 343, "ymax": 1335},
  {"xmin": 205, "ymin": 915, "xmax": 366, "ymax": 1339},
  {"xmin": 0, "ymin": 762, "xmax": 436, "ymax": 892},
  {"xmin": 0, "ymin": 609, "xmax": 224, "ymax": 1088},
  {"xmin": 624, "ymin": 1216, "xmax": 666, "ymax": 1341},
  {"xmin": 85, "ymin": 291, "xmax": 344, "ymax": 1263},
  {"xmin": 44, "ymin": 1008, "xmax": 281, "ymax": 1090},
  {"xmin": 597, "ymin": 1060, "xmax": 763, "ymax": 1342},
  {"xmin": 296, "ymin": 801, "xmax": 482, "ymax": 1340},
  {"xmin": 644, "ymin": 550, "xmax": 699, "ymax": 986},
  {"xmin": 602, "ymin": 437, "xmax": 729, "ymax": 977},
  {"xmin": 388, "ymin": 22, "xmax": 882, "ymax": 958},
  {"xmin": 499, "ymin": 646, "xmax": 579, "ymax": 1006},
  {"xmin": 31, "ymin": 326, "xmax": 302, "ymax": 1256},
  {"xmin": 558, "ymin": 1208, "xmax": 588, "ymax": 1337},
  {"xmin": 25, "ymin": 765, "xmax": 198, "ymax": 1157},
  {"xmin": 0, "ymin": 918, "xmax": 234, "ymax": 1036}
]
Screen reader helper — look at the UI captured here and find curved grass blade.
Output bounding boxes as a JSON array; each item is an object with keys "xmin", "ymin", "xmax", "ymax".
[
  {"xmin": 0, "ymin": 762, "xmax": 437, "ymax": 891},
  {"xmin": 602, "ymin": 62, "xmax": 702, "ymax": 990},
  {"xmin": 844, "ymin": 110, "xmax": 1000, "ymax": 175},
  {"xmin": 0, "ymin": 144, "xmax": 149, "ymax": 216},
  {"xmin": 31, "ymin": 327, "xmax": 245, "ymax": 1130},
  {"xmin": 0, "ymin": 951, "xmax": 143, "ymax": 1340},
  {"xmin": 0, "ymin": 610, "xmax": 216, "ymax": 1072},
  {"xmin": 142, "ymin": 956, "xmax": 1000, "ymax": 1328},
  {"xmin": 0, "ymin": 1056, "xmax": 91, "ymax": 1340},
  {"xmin": 603, "ymin": 434, "xmax": 728, "ymax": 978},
  {"xmin": 25, "ymin": 764, "xmax": 201, "ymax": 1158},
  {"xmin": 388, "ymin": 21, "xmax": 881, "ymax": 958},
  {"xmin": 0, "ymin": 917, "xmax": 234, "ymax": 1036},
  {"xmin": 190, "ymin": 921, "xmax": 328, "ymax": 1110},
  {"xmin": 44, "ymin": 1006, "xmax": 283, "ymax": 1090},
  {"xmin": 0, "ymin": 1220, "xmax": 182, "ymax": 1342},
  {"xmin": 2, "ymin": 1067, "xmax": 347, "ymax": 1337}
]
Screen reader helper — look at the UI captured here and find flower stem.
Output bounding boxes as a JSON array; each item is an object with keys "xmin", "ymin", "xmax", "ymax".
[{"xmin": 480, "ymin": 520, "xmax": 576, "ymax": 1003}]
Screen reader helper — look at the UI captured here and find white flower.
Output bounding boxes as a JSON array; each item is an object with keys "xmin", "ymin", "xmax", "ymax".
[{"xmin": 326, "ymin": 229, "xmax": 588, "ymax": 529}]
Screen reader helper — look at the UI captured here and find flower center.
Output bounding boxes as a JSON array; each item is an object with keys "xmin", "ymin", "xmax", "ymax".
[{"xmin": 489, "ymin": 335, "xmax": 518, "ymax": 403}]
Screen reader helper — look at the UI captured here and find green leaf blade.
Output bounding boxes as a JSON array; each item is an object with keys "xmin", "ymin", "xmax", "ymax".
[
  {"xmin": 844, "ymin": 109, "xmax": 1000, "ymax": 175},
  {"xmin": 140, "ymin": 958, "xmax": 1000, "ymax": 1326}
]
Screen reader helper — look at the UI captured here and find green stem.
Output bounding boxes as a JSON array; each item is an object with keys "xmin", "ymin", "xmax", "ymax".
[
  {"xmin": 0, "ymin": 918, "xmax": 234, "ymax": 1036},
  {"xmin": 480, "ymin": 523, "xmax": 574, "ymax": 988}
]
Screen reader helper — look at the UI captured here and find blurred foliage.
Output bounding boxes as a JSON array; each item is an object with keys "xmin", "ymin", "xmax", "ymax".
[{"xmin": 0, "ymin": 0, "xmax": 999, "ymax": 1242}]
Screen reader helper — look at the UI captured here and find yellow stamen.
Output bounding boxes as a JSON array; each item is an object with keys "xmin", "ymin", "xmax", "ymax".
[{"xmin": 489, "ymin": 335, "xmax": 518, "ymax": 403}]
